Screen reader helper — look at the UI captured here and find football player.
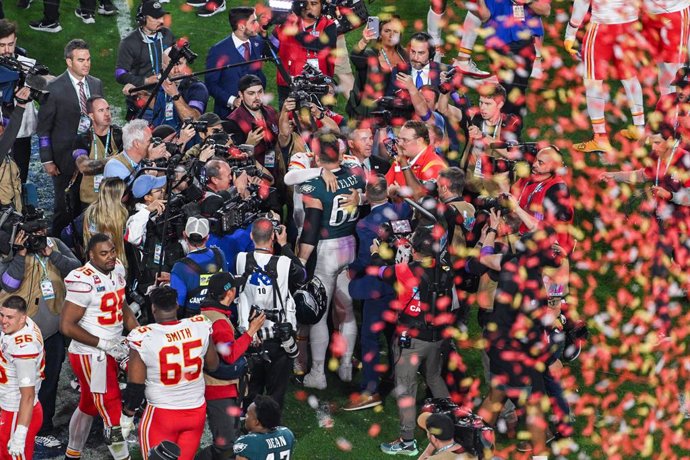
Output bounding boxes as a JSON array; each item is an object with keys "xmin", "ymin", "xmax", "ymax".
[
  {"xmin": 0, "ymin": 296, "xmax": 45, "ymax": 460},
  {"xmin": 122, "ymin": 286, "xmax": 219, "ymax": 460},
  {"xmin": 298, "ymin": 133, "xmax": 365, "ymax": 389},
  {"xmin": 233, "ymin": 395, "xmax": 295, "ymax": 460},
  {"xmin": 60, "ymin": 233, "xmax": 139, "ymax": 460},
  {"xmin": 565, "ymin": 0, "xmax": 645, "ymax": 152}
]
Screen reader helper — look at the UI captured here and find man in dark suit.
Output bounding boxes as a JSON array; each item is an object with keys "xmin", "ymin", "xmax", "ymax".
[
  {"xmin": 346, "ymin": 174, "xmax": 412, "ymax": 410},
  {"xmin": 386, "ymin": 32, "xmax": 443, "ymax": 96},
  {"xmin": 37, "ymin": 39, "xmax": 103, "ymax": 236},
  {"xmin": 347, "ymin": 125, "xmax": 390, "ymax": 181},
  {"xmin": 206, "ymin": 6, "xmax": 266, "ymax": 119}
]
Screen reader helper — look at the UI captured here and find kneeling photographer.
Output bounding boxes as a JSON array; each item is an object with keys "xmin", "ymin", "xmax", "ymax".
[
  {"xmin": 373, "ymin": 225, "xmax": 455, "ymax": 457},
  {"xmin": 0, "ymin": 206, "xmax": 80, "ymax": 442},
  {"xmin": 236, "ymin": 217, "xmax": 307, "ymax": 411}
]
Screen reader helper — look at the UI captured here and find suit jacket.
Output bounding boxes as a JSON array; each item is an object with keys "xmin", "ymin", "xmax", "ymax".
[
  {"xmin": 386, "ymin": 61, "xmax": 443, "ymax": 97},
  {"xmin": 37, "ymin": 72, "xmax": 103, "ymax": 176},
  {"xmin": 206, "ymin": 35, "xmax": 266, "ymax": 119}
]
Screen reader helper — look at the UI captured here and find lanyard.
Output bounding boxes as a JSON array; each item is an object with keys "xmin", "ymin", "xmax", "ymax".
[
  {"xmin": 435, "ymin": 443, "xmax": 458, "ymax": 454},
  {"xmin": 380, "ymin": 48, "xmax": 393, "ymax": 69},
  {"xmin": 301, "ymin": 17, "xmax": 320, "ymax": 58},
  {"xmin": 518, "ymin": 180, "xmax": 547, "ymax": 208},
  {"xmin": 122, "ymin": 150, "xmax": 139, "ymax": 170},
  {"xmin": 34, "ymin": 254, "xmax": 49, "ymax": 279},
  {"xmin": 93, "ymin": 128, "xmax": 112, "ymax": 161},
  {"xmin": 655, "ymin": 139, "xmax": 680, "ymax": 187},
  {"xmin": 143, "ymin": 32, "xmax": 162, "ymax": 74},
  {"xmin": 482, "ymin": 119, "xmax": 501, "ymax": 139}
]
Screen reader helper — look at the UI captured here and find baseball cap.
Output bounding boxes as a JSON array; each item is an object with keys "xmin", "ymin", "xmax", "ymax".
[
  {"xmin": 238, "ymin": 74, "xmax": 263, "ymax": 92},
  {"xmin": 198, "ymin": 112, "xmax": 223, "ymax": 127},
  {"xmin": 417, "ymin": 412, "xmax": 455, "ymax": 441},
  {"xmin": 185, "ymin": 216, "xmax": 210, "ymax": 239},
  {"xmin": 207, "ymin": 272, "xmax": 241, "ymax": 299},
  {"xmin": 132, "ymin": 174, "xmax": 166, "ymax": 199},
  {"xmin": 151, "ymin": 124, "xmax": 176, "ymax": 140},
  {"xmin": 140, "ymin": 0, "xmax": 169, "ymax": 18},
  {"xmin": 672, "ymin": 66, "xmax": 690, "ymax": 88}
]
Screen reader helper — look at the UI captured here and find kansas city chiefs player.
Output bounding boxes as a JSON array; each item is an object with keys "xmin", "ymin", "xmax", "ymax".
[
  {"xmin": 0, "ymin": 296, "xmax": 45, "ymax": 460},
  {"xmin": 60, "ymin": 233, "xmax": 139, "ymax": 460},
  {"xmin": 122, "ymin": 286, "xmax": 218, "ymax": 460}
]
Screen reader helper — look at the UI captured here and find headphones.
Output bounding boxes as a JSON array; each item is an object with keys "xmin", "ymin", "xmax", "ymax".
[
  {"xmin": 409, "ymin": 31, "xmax": 435, "ymax": 62},
  {"xmin": 135, "ymin": 2, "xmax": 145, "ymax": 25}
]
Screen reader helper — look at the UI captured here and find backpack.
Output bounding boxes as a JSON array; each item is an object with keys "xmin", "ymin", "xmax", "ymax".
[{"xmin": 240, "ymin": 252, "xmax": 285, "ymax": 316}]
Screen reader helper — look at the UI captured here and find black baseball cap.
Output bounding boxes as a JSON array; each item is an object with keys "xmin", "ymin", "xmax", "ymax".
[
  {"xmin": 417, "ymin": 412, "xmax": 455, "ymax": 441},
  {"xmin": 140, "ymin": 0, "xmax": 169, "ymax": 19},
  {"xmin": 207, "ymin": 272, "xmax": 242, "ymax": 299},
  {"xmin": 238, "ymin": 74, "xmax": 263, "ymax": 92},
  {"xmin": 672, "ymin": 66, "xmax": 690, "ymax": 88}
]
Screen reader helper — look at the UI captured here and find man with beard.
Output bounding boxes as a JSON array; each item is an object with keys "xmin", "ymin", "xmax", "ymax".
[{"xmin": 60, "ymin": 234, "xmax": 140, "ymax": 460}]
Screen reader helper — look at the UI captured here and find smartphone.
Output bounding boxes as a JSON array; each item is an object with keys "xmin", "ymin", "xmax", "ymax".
[
  {"xmin": 390, "ymin": 219, "xmax": 412, "ymax": 234},
  {"xmin": 366, "ymin": 16, "xmax": 380, "ymax": 39}
]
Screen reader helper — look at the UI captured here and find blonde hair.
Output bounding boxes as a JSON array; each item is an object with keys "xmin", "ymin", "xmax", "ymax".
[{"xmin": 83, "ymin": 177, "xmax": 129, "ymax": 269}]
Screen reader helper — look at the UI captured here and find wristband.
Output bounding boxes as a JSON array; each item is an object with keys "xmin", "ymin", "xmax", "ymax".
[
  {"xmin": 420, "ymin": 109, "xmax": 433, "ymax": 122},
  {"xmin": 400, "ymin": 165, "xmax": 411, "ymax": 171},
  {"xmin": 487, "ymin": 227, "xmax": 498, "ymax": 235},
  {"xmin": 480, "ymin": 246, "xmax": 495, "ymax": 256}
]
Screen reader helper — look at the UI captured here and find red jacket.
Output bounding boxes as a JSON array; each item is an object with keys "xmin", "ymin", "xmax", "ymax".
[
  {"xmin": 272, "ymin": 13, "xmax": 337, "ymax": 87},
  {"xmin": 385, "ymin": 145, "xmax": 447, "ymax": 189}
]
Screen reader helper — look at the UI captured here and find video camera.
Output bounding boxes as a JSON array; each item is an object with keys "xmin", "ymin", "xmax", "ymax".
[
  {"xmin": 370, "ymin": 93, "xmax": 414, "ymax": 128},
  {"xmin": 289, "ymin": 63, "xmax": 331, "ymax": 109},
  {"xmin": 0, "ymin": 55, "xmax": 50, "ymax": 105},
  {"xmin": 376, "ymin": 219, "xmax": 413, "ymax": 264},
  {"xmin": 208, "ymin": 185, "xmax": 263, "ymax": 235},
  {"xmin": 268, "ymin": 0, "xmax": 369, "ymax": 34},
  {"xmin": 167, "ymin": 40, "xmax": 197, "ymax": 65},
  {"xmin": 151, "ymin": 193, "xmax": 201, "ymax": 241},
  {"xmin": 0, "ymin": 205, "xmax": 50, "ymax": 253},
  {"xmin": 420, "ymin": 398, "xmax": 494, "ymax": 459}
]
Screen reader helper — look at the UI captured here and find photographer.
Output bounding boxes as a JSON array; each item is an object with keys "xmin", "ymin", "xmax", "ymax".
[
  {"xmin": 116, "ymin": 0, "xmax": 174, "ymax": 118},
  {"xmin": 72, "ymin": 96, "xmax": 123, "ymax": 207},
  {"xmin": 417, "ymin": 412, "xmax": 476, "ymax": 459},
  {"xmin": 200, "ymin": 158, "xmax": 251, "ymax": 216},
  {"xmin": 236, "ymin": 217, "xmax": 306, "ymax": 410},
  {"xmin": 183, "ymin": 113, "xmax": 231, "ymax": 161},
  {"xmin": 198, "ymin": 272, "xmax": 266, "ymax": 460},
  {"xmin": 0, "ymin": 20, "xmax": 39, "ymax": 183},
  {"xmin": 144, "ymin": 47, "xmax": 208, "ymax": 129},
  {"xmin": 386, "ymin": 120, "xmax": 447, "ymax": 200},
  {"xmin": 271, "ymin": 0, "xmax": 337, "ymax": 107},
  {"xmin": 103, "ymin": 119, "xmax": 168, "ymax": 184},
  {"xmin": 170, "ymin": 216, "xmax": 229, "ymax": 318},
  {"xmin": 0, "ymin": 86, "xmax": 32, "ymax": 213},
  {"xmin": 375, "ymin": 226, "xmax": 453, "ymax": 457},
  {"xmin": 225, "ymin": 75, "xmax": 283, "ymax": 187},
  {"xmin": 206, "ymin": 6, "xmax": 266, "ymax": 119},
  {"xmin": 0, "ymin": 217, "xmax": 80, "ymax": 452}
]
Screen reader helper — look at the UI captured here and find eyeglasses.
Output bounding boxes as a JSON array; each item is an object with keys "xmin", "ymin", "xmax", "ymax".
[{"xmin": 396, "ymin": 136, "xmax": 418, "ymax": 145}]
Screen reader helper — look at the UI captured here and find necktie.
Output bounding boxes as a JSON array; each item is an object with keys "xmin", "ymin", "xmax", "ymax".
[
  {"xmin": 415, "ymin": 70, "xmax": 423, "ymax": 89},
  {"xmin": 77, "ymin": 81, "xmax": 87, "ymax": 114},
  {"xmin": 243, "ymin": 42, "xmax": 250, "ymax": 61}
]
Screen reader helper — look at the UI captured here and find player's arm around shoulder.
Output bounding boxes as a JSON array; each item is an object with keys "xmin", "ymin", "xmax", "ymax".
[{"xmin": 190, "ymin": 314, "xmax": 219, "ymax": 372}]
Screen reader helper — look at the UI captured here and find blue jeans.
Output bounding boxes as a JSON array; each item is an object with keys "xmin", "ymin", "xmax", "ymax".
[{"xmin": 360, "ymin": 297, "xmax": 395, "ymax": 394}]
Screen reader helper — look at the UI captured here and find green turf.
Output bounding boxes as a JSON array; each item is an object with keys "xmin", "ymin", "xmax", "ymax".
[{"xmin": 6, "ymin": 0, "xmax": 687, "ymax": 458}]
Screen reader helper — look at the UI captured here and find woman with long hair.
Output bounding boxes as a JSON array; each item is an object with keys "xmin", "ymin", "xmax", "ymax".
[{"xmin": 82, "ymin": 177, "xmax": 129, "ymax": 269}]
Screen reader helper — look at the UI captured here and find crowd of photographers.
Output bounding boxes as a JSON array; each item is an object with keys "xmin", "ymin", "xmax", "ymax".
[{"xmin": 5, "ymin": 0, "xmax": 688, "ymax": 457}]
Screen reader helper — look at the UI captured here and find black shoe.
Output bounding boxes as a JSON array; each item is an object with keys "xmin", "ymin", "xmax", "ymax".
[
  {"xmin": 196, "ymin": 0, "xmax": 225, "ymax": 17},
  {"xmin": 97, "ymin": 3, "xmax": 118, "ymax": 15},
  {"xmin": 75, "ymin": 8, "xmax": 96, "ymax": 24},
  {"xmin": 16, "ymin": 0, "xmax": 31, "ymax": 9},
  {"xmin": 29, "ymin": 19, "xmax": 62, "ymax": 32}
]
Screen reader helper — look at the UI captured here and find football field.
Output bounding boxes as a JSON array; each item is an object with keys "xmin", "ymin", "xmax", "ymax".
[{"xmin": 9, "ymin": 0, "xmax": 690, "ymax": 458}]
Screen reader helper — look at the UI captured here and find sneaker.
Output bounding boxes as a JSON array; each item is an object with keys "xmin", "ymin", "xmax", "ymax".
[
  {"xmin": 29, "ymin": 19, "xmax": 62, "ymax": 33},
  {"xmin": 186, "ymin": 0, "xmax": 206, "ymax": 6},
  {"xmin": 619, "ymin": 125, "xmax": 643, "ymax": 141},
  {"xmin": 75, "ymin": 8, "xmax": 96, "ymax": 24},
  {"xmin": 35, "ymin": 435, "xmax": 63, "ymax": 448},
  {"xmin": 455, "ymin": 58, "xmax": 491, "ymax": 79},
  {"xmin": 343, "ymin": 393, "xmax": 382, "ymax": 411},
  {"xmin": 97, "ymin": 3, "xmax": 118, "ymax": 15},
  {"xmin": 16, "ymin": 0, "xmax": 31, "ymax": 9},
  {"xmin": 303, "ymin": 370, "xmax": 327, "ymax": 390},
  {"xmin": 196, "ymin": 0, "xmax": 225, "ymax": 17},
  {"xmin": 34, "ymin": 434, "xmax": 65, "ymax": 458},
  {"xmin": 380, "ymin": 438, "xmax": 418, "ymax": 456},
  {"xmin": 338, "ymin": 362, "xmax": 352, "ymax": 382},
  {"xmin": 531, "ymin": 57, "xmax": 543, "ymax": 79},
  {"xmin": 574, "ymin": 138, "xmax": 612, "ymax": 153}
]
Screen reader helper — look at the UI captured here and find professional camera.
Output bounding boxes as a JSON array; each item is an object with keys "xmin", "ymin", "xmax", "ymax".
[
  {"xmin": 152, "ymin": 194, "xmax": 201, "ymax": 241},
  {"xmin": 0, "ymin": 55, "xmax": 50, "ymax": 104},
  {"xmin": 183, "ymin": 118, "xmax": 208, "ymax": 133},
  {"xmin": 0, "ymin": 205, "xmax": 49, "ymax": 253},
  {"xmin": 376, "ymin": 219, "xmax": 413, "ymax": 264},
  {"xmin": 289, "ymin": 64, "xmax": 331, "ymax": 109},
  {"xmin": 322, "ymin": 0, "xmax": 370, "ymax": 35},
  {"xmin": 167, "ymin": 40, "xmax": 197, "ymax": 65},
  {"xmin": 249, "ymin": 305, "xmax": 298, "ymax": 358},
  {"xmin": 475, "ymin": 194, "xmax": 513, "ymax": 215},
  {"xmin": 421, "ymin": 398, "xmax": 495, "ymax": 459},
  {"xmin": 208, "ymin": 186, "xmax": 263, "ymax": 235},
  {"xmin": 150, "ymin": 137, "xmax": 182, "ymax": 159},
  {"xmin": 370, "ymin": 93, "xmax": 414, "ymax": 128}
]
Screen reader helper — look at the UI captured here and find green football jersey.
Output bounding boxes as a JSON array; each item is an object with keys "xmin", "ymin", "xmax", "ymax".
[
  {"xmin": 299, "ymin": 166, "xmax": 365, "ymax": 240},
  {"xmin": 233, "ymin": 426, "xmax": 295, "ymax": 459}
]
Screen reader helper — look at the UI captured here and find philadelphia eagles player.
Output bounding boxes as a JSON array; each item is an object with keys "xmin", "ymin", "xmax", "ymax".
[
  {"xmin": 234, "ymin": 395, "xmax": 295, "ymax": 460},
  {"xmin": 298, "ymin": 132, "xmax": 365, "ymax": 390}
]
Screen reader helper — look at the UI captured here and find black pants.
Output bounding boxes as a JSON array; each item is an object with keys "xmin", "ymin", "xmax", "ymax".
[
  {"xmin": 51, "ymin": 172, "xmax": 81, "ymax": 237},
  {"xmin": 195, "ymin": 398, "xmax": 239, "ymax": 460},
  {"xmin": 490, "ymin": 38, "xmax": 536, "ymax": 118},
  {"xmin": 13, "ymin": 136, "xmax": 31, "ymax": 184},
  {"xmin": 245, "ymin": 341, "xmax": 292, "ymax": 411},
  {"xmin": 37, "ymin": 332, "xmax": 65, "ymax": 435}
]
